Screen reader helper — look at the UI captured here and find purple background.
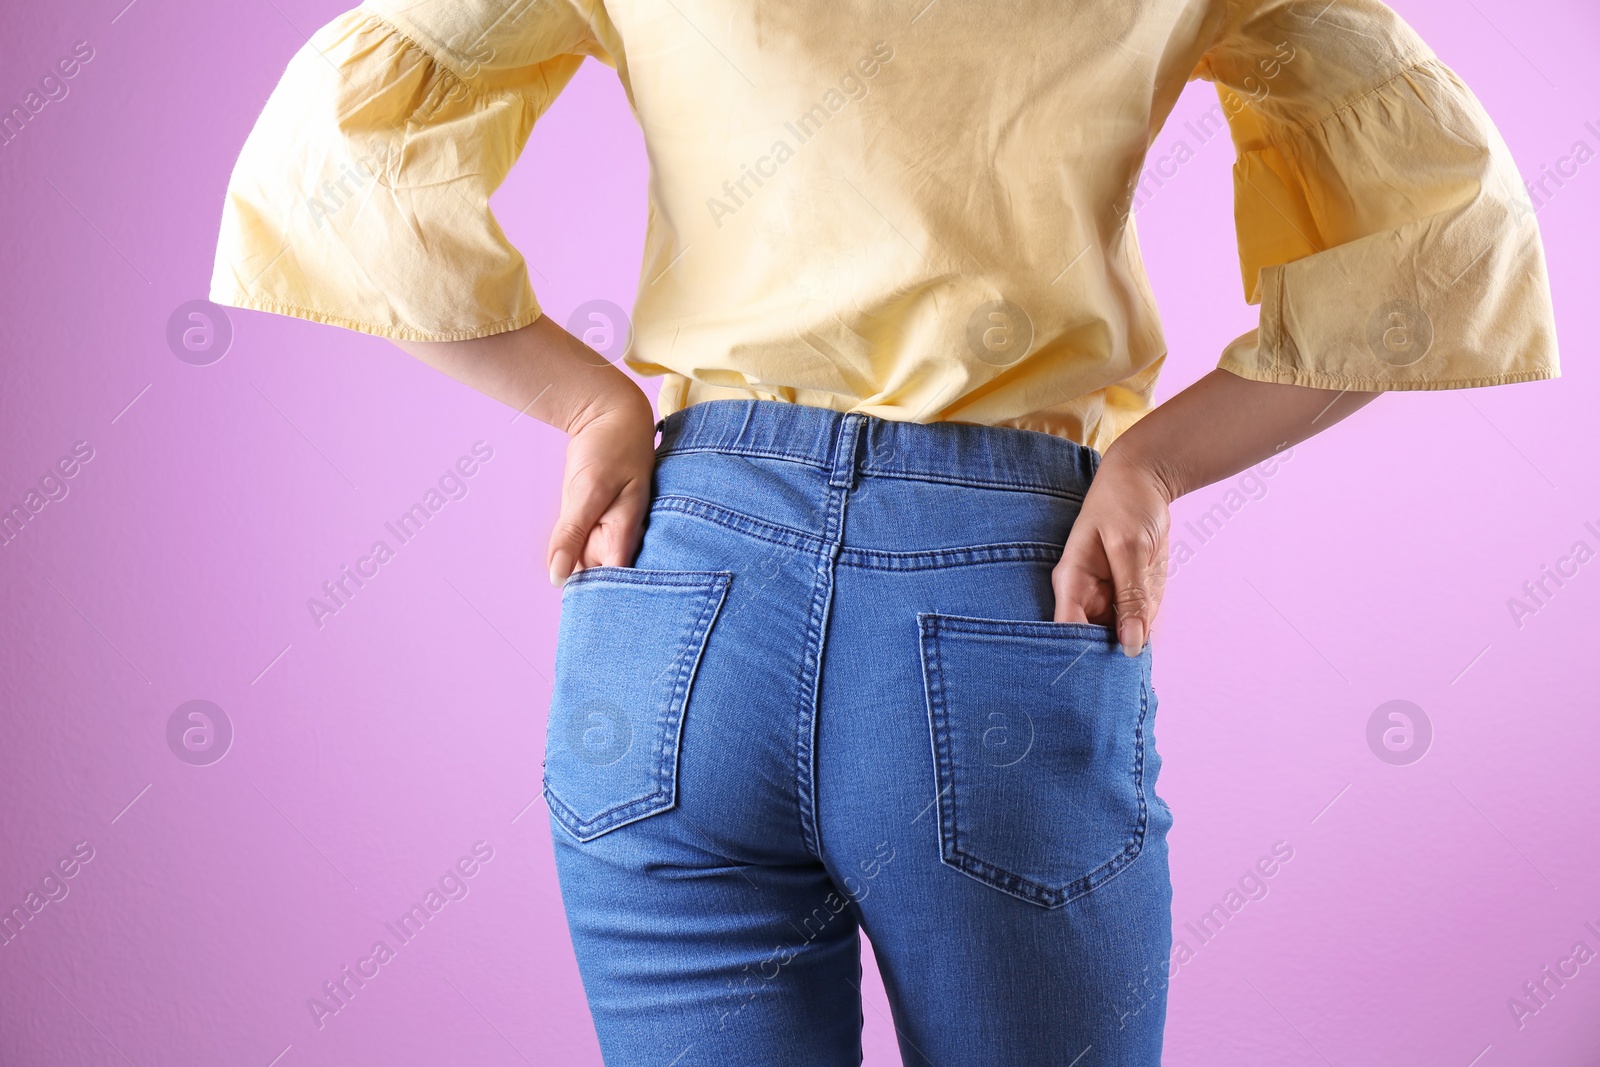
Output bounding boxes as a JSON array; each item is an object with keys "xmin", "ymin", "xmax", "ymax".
[{"xmin": 2, "ymin": 1, "xmax": 1596, "ymax": 1064}]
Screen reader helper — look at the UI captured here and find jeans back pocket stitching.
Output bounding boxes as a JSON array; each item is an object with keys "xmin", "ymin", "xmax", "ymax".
[
  {"xmin": 651, "ymin": 573, "xmax": 731, "ymax": 808},
  {"xmin": 545, "ymin": 572, "xmax": 732, "ymax": 843},
  {"xmin": 920, "ymin": 616, "xmax": 960, "ymax": 888},
  {"xmin": 919, "ymin": 614, "xmax": 1151, "ymax": 909}
]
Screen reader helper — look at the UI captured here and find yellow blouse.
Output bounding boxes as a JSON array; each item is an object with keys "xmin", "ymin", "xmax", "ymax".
[{"xmin": 210, "ymin": 0, "xmax": 1559, "ymax": 450}]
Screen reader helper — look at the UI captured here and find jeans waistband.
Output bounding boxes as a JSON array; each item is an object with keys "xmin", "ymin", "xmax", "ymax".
[{"xmin": 656, "ymin": 400, "xmax": 1099, "ymax": 500}]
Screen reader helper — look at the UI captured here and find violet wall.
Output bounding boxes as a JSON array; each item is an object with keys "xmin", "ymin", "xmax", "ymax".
[{"xmin": 1, "ymin": 0, "xmax": 1596, "ymax": 1063}]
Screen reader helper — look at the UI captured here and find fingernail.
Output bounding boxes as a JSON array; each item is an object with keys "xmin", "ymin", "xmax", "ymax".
[
  {"xmin": 549, "ymin": 551, "xmax": 571, "ymax": 587},
  {"xmin": 1120, "ymin": 620, "xmax": 1145, "ymax": 657}
]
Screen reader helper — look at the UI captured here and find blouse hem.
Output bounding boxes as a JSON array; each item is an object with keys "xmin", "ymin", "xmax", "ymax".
[
  {"xmin": 1216, "ymin": 360, "xmax": 1559, "ymax": 392},
  {"xmin": 210, "ymin": 290, "xmax": 543, "ymax": 342}
]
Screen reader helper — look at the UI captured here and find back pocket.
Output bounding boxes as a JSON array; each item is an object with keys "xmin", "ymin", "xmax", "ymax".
[
  {"xmin": 918, "ymin": 613, "xmax": 1152, "ymax": 909},
  {"xmin": 544, "ymin": 567, "xmax": 730, "ymax": 842}
]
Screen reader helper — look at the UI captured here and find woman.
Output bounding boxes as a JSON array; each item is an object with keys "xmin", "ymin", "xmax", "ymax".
[{"xmin": 211, "ymin": 0, "xmax": 1558, "ymax": 1062}]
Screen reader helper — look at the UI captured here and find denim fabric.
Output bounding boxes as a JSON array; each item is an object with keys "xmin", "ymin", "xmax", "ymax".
[{"xmin": 544, "ymin": 399, "xmax": 1174, "ymax": 1066}]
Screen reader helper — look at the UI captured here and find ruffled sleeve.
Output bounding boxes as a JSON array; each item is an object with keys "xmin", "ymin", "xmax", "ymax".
[
  {"xmin": 210, "ymin": 0, "xmax": 612, "ymax": 341},
  {"xmin": 1191, "ymin": 0, "xmax": 1558, "ymax": 390}
]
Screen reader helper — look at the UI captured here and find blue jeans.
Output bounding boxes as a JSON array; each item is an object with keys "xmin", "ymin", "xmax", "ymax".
[{"xmin": 545, "ymin": 400, "xmax": 1174, "ymax": 1065}]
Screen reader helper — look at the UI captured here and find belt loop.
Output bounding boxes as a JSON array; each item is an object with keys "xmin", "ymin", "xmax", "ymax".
[{"xmin": 828, "ymin": 413, "xmax": 866, "ymax": 489}]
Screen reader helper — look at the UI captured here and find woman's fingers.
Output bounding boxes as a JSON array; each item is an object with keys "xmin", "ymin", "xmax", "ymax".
[
  {"xmin": 549, "ymin": 460, "xmax": 614, "ymax": 584},
  {"xmin": 1102, "ymin": 528, "xmax": 1164, "ymax": 656},
  {"xmin": 552, "ymin": 481, "xmax": 646, "ymax": 581},
  {"xmin": 549, "ymin": 399, "xmax": 659, "ymax": 584},
  {"xmin": 1052, "ymin": 533, "xmax": 1108, "ymax": 625},
  {"xmin": 1055, "ymin": 529, "xmax": 1163, "ymax": 654},
  {"xmin": 1051, "ymin": 454, "xmax": 1171, "ymax": 653},
  {"xmin": 548, "ymin": 524, "xmax": 593, "ymax": 586},
  {"xmin": 579, "ymin": 478, "xmax": 649, "ymax": 570}
]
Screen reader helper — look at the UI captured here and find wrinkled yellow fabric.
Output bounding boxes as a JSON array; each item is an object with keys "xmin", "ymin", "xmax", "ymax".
[{"xmin": 211, "ymin": 0, "xmax": 1558, "ymax": 450}]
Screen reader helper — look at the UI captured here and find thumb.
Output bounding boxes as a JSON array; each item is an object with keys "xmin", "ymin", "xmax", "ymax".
[{"xmin": 1103, "ymin": 532, "xmax": 1163, "ymax": 657}]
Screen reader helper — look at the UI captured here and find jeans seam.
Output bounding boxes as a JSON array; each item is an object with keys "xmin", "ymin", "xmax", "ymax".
[
  {"xmin": 652, "ymin": 502, "xmax": 1068, "ymax": 574},
  {"xmin": 856, "ymin": 464, "xmax": 1088, "ymax": 502},
  {"xmin": 660, "ymin": 454, "xmax": 1089, "ymax": 500},
  {"xmin": 652, "ymin": 496, "xmax": 829, "ymax": 555},
  {"xmin": 655, "ymin": 573, "xmax": 732, "ymax": 807},
  {"xmin": 922, "ymin": 615, "xmax": 959, "ymax": 889},
  {"xmin": 564, "ymin": 565, "xmax": 734, "ymax": 590},
  {"xmin": 794, "ymin": 485, "xmax": 846, "ymax": 859},
  {"xmin": 657, "ymin": 444, "xmax": 832, "ymax": 471},
  {"xmin": 923, "ymin": 614, "xmax": 1116, "ymax": 640},
  {"xmin": 838, "ymin": 542, "xmax": 1062, "ymax": 571},
  {"xmin": 546, "ymin": 785, "xmax": 673, "ymax": 843}
]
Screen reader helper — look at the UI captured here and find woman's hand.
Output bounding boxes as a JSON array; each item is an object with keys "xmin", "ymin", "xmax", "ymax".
[
  {"xmin": 389, "ymin": 313, "xmax": 659, "ymax": 587},
  {"xmin": 1050, "ymin": 369, "xmax": 1380, "ymax": 655},
  {"xmin": 548, "ymin": 385, "xmax": 657, "ymax": 584},
  {"xmin": 1053, "ymin": 450, "xmax": 1173, "ymax": 656}
]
